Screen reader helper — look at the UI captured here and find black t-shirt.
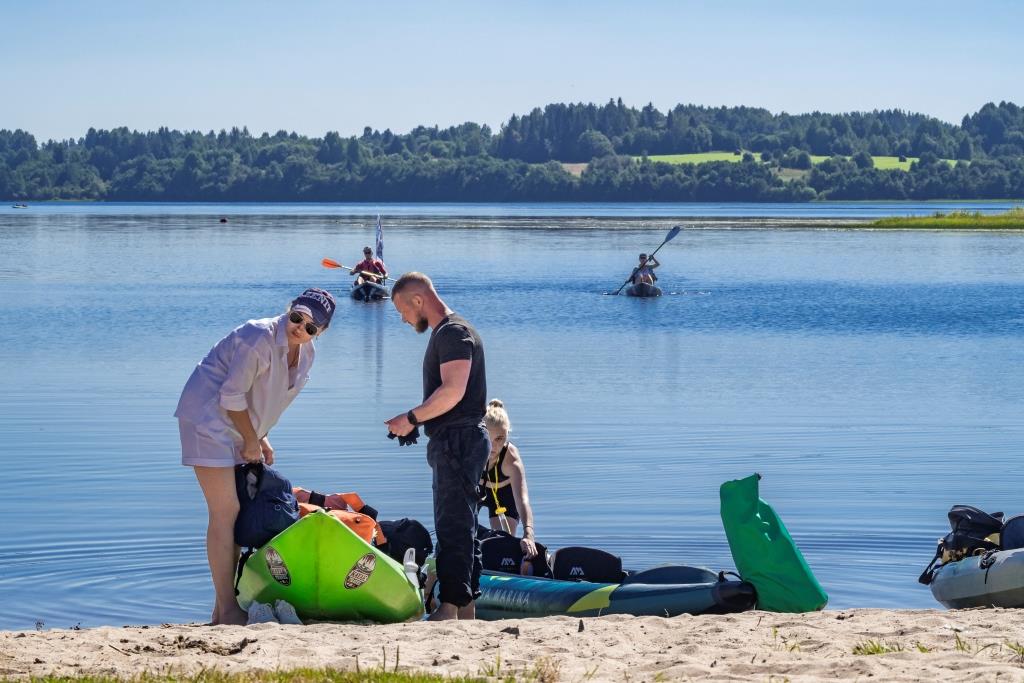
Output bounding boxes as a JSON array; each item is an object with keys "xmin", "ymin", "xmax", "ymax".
[{"xmin": 422, "ymin": 313, "xmax": 486, "ymax": 437}]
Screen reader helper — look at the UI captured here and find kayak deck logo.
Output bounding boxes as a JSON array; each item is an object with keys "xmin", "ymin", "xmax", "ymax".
[{"xmin": 345, "ymin": 553, "xmax": 376, "ymax": 589}]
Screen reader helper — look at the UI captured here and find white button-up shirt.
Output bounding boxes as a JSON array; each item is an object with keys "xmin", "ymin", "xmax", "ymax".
[{"xmin": 175, "ymin": 314, "xmax": 315, "ymax": 441}]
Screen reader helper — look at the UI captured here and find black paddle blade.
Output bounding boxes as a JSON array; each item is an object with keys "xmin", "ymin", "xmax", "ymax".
[{"xmin": 665, "ymin": 225, "xmax": 682, "ymax": 242}]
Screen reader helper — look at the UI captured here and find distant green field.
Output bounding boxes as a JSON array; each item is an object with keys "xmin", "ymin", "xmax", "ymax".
[
  {"xmin": 644, "ymin": 152, "xmax": 748, "ymax": 164},
  {"xmin": 871, "ymin": 207, "xmax": 1024, "ymax": 230},
  {"xmin": 872, "ymin": 156, "xmax": 914, "ymax": 170},
  {"xmin": 641, "ymin": 152, "xmax": 949, "ymax": 171}
]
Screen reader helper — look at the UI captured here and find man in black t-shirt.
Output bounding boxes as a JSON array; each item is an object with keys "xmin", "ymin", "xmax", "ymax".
[{"xmin": 385, "ymin": 272, "xmax": 489, "ymax": 621}]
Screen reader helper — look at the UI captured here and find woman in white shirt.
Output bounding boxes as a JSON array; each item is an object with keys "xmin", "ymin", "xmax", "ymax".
[{"xmin": 175, "ymin": 287, "xmax": 336, "ymax": 625}]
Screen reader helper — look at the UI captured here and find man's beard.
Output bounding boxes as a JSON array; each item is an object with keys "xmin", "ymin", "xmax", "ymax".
[{"xmin": 415, "ymin": 317, "xmax": 429, "ymax": 333}]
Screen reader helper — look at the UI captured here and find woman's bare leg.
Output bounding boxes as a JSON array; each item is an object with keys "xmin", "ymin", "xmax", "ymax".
[{"xmin": 194, "ymin": 466, "xmax": 247, "ymax": 626}]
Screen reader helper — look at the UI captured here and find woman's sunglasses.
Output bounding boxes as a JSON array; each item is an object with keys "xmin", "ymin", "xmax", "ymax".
[{"xmin": 289, "ymin": 311, "xmax": 321, "ymax": 336}]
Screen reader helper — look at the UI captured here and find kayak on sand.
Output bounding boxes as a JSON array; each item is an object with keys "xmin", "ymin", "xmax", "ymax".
[
  {"xmin": 235, "ymin": 511, "xmax": 423, "ymax": 623},
  {"xmin": 472, "ymin": 560, "xmax": 756, "ymax": 619}
]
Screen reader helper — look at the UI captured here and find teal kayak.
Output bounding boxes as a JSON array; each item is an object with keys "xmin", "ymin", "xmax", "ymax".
[{"xmin": 474, "ymin": 564, "xmax": 755, "ymax": 619}]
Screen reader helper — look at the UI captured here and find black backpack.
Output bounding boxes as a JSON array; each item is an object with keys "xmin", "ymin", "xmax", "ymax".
[
  {"xmin": 479, "ymin": 529, "xmax": 552, "ymax": 578},
  {"xmin": 378, "ymin": 518, "xmax": 433, "ymax": 570},
  {"xmin": 551, "ymin": 546, "xmax": 625, "ymax": 583},
  {"xmin": 919, "ymin": 505, "xmax": 1003, "ymax": 585}
]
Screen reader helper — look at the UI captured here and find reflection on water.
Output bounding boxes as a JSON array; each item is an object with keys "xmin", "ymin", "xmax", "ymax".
[{"xmin": 1, "ymin": 203, "xmax": 1023, "ymax": 629}]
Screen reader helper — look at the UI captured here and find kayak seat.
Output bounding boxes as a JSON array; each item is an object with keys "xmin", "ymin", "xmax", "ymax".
[
  {"xmin": 550, "ymin": 546, "xmax": 625, "ymax": 583},
  {"xmin": 480, "ymin": 533, "xmax": 552, "ymax": 578}
]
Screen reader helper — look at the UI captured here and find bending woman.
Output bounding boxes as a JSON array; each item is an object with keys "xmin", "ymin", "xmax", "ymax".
[
  {"xmin": 479, "ymin": 399, "xmax": 538, "ymax": 559},
  {"xmin": 174, "ymin": 288, "xmax": 336, "ymax": 625}
]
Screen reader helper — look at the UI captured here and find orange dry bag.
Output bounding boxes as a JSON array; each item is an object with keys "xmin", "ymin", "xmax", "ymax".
[{"xmin": 293, "ymin": 488, "xmax": 387, "ymax": 547}]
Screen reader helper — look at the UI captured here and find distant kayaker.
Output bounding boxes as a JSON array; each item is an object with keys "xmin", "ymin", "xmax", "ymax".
[
  {"xmin": 350, "ymin": 246, "xmax": 388, "ymax": 288},
  {"xmin": 478, "ymin": 399, "xmax": 538, "ymax": 560},
  {"xmin": 385, "ymin": 272, "xmax": 489, "ymax": 621},
  {"xmin": 175, "ymin": 287, "xmax": 335, "ymax": 626},
  {"xmin": 631, "ymin": 252, "xmax": 660, "ymax": 286}
]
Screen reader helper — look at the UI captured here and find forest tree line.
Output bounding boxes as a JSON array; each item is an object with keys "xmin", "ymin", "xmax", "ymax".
[{"xmin": 3, "ymin": 100, "xmax": 1024, "ymax": 201}]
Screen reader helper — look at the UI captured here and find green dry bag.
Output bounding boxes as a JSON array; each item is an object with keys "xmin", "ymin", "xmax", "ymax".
[{"xmin": 720, "ymin": 473, "xmax": 828, "ymax": 612}]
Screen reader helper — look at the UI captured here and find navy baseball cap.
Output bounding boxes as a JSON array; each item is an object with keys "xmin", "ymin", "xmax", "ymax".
[{"xmin": 291, "ymin": 287, "xmax": 336, "ymax": 327}]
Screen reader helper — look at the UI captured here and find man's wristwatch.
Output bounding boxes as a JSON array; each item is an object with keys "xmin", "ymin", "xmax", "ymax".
[{"xmin": 407, "ymin": 410, "xmax": 420, "ymax": 426}]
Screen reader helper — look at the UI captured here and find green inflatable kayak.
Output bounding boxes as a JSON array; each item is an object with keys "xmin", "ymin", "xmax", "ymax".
[
  {"xmin": 720, "ymin": 473, "xmax": 828, "ymax": 612},
  {"xmin": 236, "ymin": 510, "xmax": 424, "ymax": 623}
]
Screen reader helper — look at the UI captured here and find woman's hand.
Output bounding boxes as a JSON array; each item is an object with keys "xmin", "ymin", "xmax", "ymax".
[
  {"xmin": 520, "ymin": 536, "xmax": 538, "ymax": 559},
  {"xmin": 259, "ymin": 436, "xmax": 275, "ymax": 465},
  {"xmin": 240, "ymin": 439, "xmax": 262, "ymax": 463}
]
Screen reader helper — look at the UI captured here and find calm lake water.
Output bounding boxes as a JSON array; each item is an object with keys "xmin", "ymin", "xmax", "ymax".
[{"xmin": 1, "ymin": 202, "xmax": 1023, "ymax": 629}]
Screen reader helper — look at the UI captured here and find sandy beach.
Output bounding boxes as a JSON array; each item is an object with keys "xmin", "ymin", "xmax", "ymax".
[{"xmin": 3, "ymin": 609, "xmax": 1024, "ymax": 681}]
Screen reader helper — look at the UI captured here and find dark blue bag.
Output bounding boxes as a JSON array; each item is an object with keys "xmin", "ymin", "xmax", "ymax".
[
  {"xmin": 1002, "ymin": 514, "xmax": 1024, "ymax": 551},
  {"xmin": 233, "ymin": 463, "xmax": 299, "ymax": 549}
]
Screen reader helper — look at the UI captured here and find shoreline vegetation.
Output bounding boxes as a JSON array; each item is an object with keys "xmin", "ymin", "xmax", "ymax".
[
  {"xmin": 870, "ymin": 207, "xmax": 1024, "ymax": 229},
  {"xmin": 7, "ymin": 610, "xmax": 1024, "ymax": 682},
  {"xmin": 3, "ymin": 100, "xmax": 1024, "ymax": 203}
]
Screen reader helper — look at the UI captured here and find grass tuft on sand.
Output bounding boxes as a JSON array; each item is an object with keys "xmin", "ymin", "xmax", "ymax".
[
  {"xmin": 20, "ymin": 661, "xmax": 568, "ymax": 683},
  {"xmin": 23, "ymin": 670, "xmax": 497, "ymax": 683},
  {"xmin": 852, "ymin": 640, "xmax": 904, "ymax": 655}
]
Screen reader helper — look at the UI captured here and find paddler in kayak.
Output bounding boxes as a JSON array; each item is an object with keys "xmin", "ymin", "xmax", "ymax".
[
  {"xmin": 630, "ymin": 252, "xmax": 660, "ymax": 287},
  {"xmin": 350, "ymin": 246, "xmax": 388, "ymax": 289},
  {"xmin": 174, "ymin": 287, "xmax": 336, "ymax": 626},
  {"xmin": 478, "ymin": 399, "xmax": 538, "ymax": 560}
]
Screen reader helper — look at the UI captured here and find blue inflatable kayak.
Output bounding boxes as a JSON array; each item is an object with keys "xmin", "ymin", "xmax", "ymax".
[
  {"xmin": 350, "ymin": 281, "xmax": 389, "ymax": 301},
  {"xmin": 929, "ymin": 548, "xmax": 1024, "ymax": 608}
]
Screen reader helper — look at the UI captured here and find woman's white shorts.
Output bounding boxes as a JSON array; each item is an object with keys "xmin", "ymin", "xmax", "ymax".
[{"xmin": 178, "ymin": 417, "xmax": 243, "ymax": 468}]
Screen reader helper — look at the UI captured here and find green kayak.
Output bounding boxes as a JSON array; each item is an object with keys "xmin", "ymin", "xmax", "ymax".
[{"xmin": 236, "ymin": 510, "xmax": 424, "ymax": 623}]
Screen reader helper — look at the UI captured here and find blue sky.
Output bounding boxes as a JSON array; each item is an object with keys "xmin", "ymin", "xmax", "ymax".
[{"xmin": 2, "ymin": 0, "xmax": 1020, "ymax": 142}]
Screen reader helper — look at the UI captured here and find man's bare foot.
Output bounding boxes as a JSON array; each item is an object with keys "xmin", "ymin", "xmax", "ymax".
[
  {"xmin": 427, "ymin": 602, "xmax": 459, "ymax": 621},
  {"xmin": 457, "ymin": 602, "xmax": 475, "ymax": 620}
]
